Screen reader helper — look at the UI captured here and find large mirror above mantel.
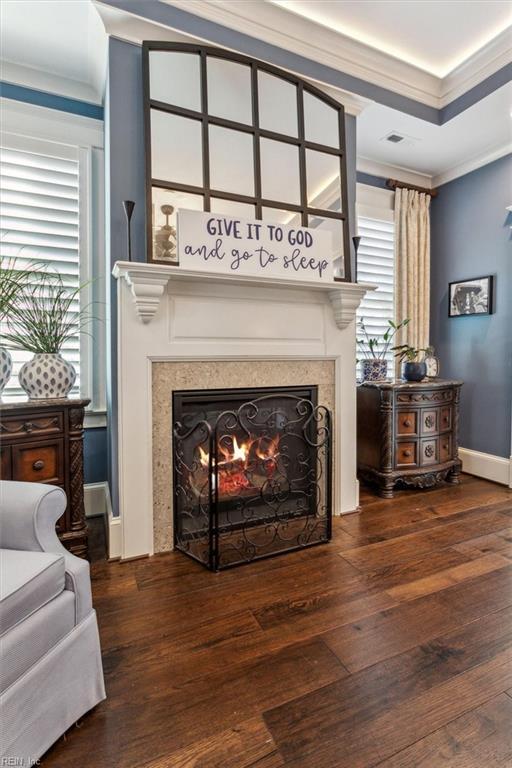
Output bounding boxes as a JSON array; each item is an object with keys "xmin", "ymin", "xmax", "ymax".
[{"xmin": 143, "ymin": 42, "xmax": 352, "ymax": 281}]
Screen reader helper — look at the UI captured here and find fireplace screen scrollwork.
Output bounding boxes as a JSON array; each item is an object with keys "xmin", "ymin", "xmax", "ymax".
[{"xmin": 172, "ymin": 387, "xmax": 332, "ymax": 570}]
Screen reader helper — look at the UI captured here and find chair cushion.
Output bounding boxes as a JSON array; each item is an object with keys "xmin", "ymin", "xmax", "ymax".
[
  {"xmin": 1, "ymin": 590, "xmax": 75, "ymax": 693},
  {"xmin": 0, "ymin": 549, "xmax": 65, "ymax": 635}
]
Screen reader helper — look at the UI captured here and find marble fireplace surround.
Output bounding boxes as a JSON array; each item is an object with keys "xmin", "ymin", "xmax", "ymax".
[{"xmin": 113, "ymin": 261, "xmax": 373, "ymax": 559}]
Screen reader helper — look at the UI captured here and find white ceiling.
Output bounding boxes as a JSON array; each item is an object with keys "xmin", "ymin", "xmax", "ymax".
[
  {"xmin": 357, "ymin": 82, "xmax": 512, "ymax": 184},
  {"xmin": 271, "ymin": 0, "xmax": 512, "ymax": 77},
  {"xmin": 0, "ymin": 0, "xmax": 107, "ymax": 103},
  {"xmin": 0, "ymin": 0, "xmax": 509, "ymax": 187}
]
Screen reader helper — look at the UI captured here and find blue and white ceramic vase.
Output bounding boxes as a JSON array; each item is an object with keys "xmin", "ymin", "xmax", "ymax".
[
  {"xmin": 19, "ymin": 353, "xmax": 76, "ymax": 399},
  {"xmin": 0, "ymin": 346, "xmax": 12, "ymax": 396},
  {"xmin": 361, "ymin": 359, "xmax": 388, "ymax": 382}
]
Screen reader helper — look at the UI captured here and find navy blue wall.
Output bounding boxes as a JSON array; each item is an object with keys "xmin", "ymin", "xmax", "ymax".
[
  {"xmin": 430, "ymin": 155, "xmax": 512, "ymax": 458},
  {"xmin": 84, "ymin": 427, "xmax": 108, "ymax": 483}
]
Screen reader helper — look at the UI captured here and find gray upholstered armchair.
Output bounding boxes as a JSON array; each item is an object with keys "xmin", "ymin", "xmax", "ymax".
[{"xmin": 0, "ymin": 481, "xmax": 105, "ymax": 762}]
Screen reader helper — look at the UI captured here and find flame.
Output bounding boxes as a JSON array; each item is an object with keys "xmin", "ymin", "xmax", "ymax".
[
  {"xmin": 198, "ymin": 445, "xmax": 209, "ymax": 468},
  {"xmin": 195, "ymin": 433, "xmax": 280, "ymax": 496}
]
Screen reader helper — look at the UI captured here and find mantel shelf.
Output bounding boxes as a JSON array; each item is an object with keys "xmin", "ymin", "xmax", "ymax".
[{"xmin": 112, "ymin": 261, "xmax": 376, "ymax": 328}]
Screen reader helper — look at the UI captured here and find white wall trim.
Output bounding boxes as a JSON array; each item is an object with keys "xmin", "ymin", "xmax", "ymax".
[
  {"xmin": 109, "ymin": 516, "xmax": 122, "ymax": 560},
  {"xmin": 357, "ymin": 157, "xmax": 433, "ymax": 188},
  {"xmin": 357, "ymin": 146, "xmax": 512, "ymax": 190},
  {"xmin": 459, "ymin": 447, "xmax": 512, "ymax": 488},
  {"xmin": 356, "ymin": 182, "xmax": 395, "ymax": 223},
  {"xmin": 440, "ymin": 27, "xmax": 512, "ymax": 106},
  {"xmin": 0, "ymin": 59, "xmax": 101, "ymax": 105},
  {"xmin": 84, "ymin": 411, "xmax": 107, "ymax": 428},
  {"xmin": 161, "ymin": 0, "xmax": 509, "ymax": 109},
  {"xmin": 84, "ymin": 482, "xmax": 108, "ymax": 518},
  {"xmin": 432, "ymin": 143, "xmax": 512, "ymax": 187},
  {"xmin": 0, "ymin": 97, "xmax": 104, "ymax": 149},
  {"xmin": 84, "ymin": 481, "xmax": 121, "ymax": 559}
]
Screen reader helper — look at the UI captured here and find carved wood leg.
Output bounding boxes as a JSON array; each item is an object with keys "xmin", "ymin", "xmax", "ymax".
[
  {"xmin": 446, "ymin": 460, "xmax": 462, "ymax": 484},
  {"xmin": 378, "ymin": 477, "xmax": 395, "ymax": 499}
]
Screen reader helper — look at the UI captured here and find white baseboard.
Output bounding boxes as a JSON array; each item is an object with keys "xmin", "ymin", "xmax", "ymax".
[
  {"xmin": 459, "ymin": 447, "xmax": 512, "ymax": 488},
  {"xmin": 84, "ymin": 482, "xmax": 108, "ymax": 518},
  {"xmin": 84, "ymin": 481, "xmax": 121, "ymax": 559}
]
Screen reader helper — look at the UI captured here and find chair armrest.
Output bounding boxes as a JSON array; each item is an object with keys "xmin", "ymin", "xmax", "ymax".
[
  {"xmin": 0, "ymin": 480, "xmax": 66, "ymax": 552},
  {"xmin": 0, "ymin": 481, "xmax": 93, "ymax": 623}
]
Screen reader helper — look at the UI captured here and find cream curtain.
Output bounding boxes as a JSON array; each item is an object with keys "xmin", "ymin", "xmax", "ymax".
[{"xmin": 394, "ymin": 187, "xmax": 431, "ymax": 372}]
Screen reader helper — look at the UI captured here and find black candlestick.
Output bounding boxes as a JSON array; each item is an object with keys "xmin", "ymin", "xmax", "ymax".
[
  {"xmin": 352, "ymin": 236, "xmax": 362, "ymax": 281},
  {"xmin": 123, "ymin": 200, "xmax": 135, "ymax": 262}
]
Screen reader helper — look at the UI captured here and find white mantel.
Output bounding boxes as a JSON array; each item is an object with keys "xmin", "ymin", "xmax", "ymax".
[
  {"xmin": 113, "ymin": 262, "xmax": 373, "ymax": 329},
  {"xmin": 113, "ymin": 260, "xmax": 374, "ymax": 560}
]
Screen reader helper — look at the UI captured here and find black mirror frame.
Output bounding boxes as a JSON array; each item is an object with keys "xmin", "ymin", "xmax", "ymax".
[{"xmin": 142, "ymin": 41, "xmax": 352, "ymax": 282}]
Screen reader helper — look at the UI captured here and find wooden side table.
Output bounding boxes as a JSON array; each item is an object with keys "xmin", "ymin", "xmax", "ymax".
[
  {"xmin": 357, "ymin": 379, "xmax": 463, "ymax": 498},
  {"xmin": 0, "ymin": 398, "xmax": 90, "ymax": 558}
]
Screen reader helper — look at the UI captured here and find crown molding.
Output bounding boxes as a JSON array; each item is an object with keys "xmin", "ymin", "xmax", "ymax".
[
  {"xmin": 440, "ymin": 27, "xmax": 512, "ymax": 107},
  {"xmin": 357, "ymin": 157, "xmax": 433, "ymax": 188},
  {"xmin": 94, "ymin": 1, "xmax": 371, "ymax": 117},
  {"xmin": 165, "ymin": 0, "xmax": 512, "ymax": 111},
  {"xmin": 167, "ymin": 0, "xmax": 441, "ymax": 107},
  {"xmin": 357, "ymin": 142, "xmax": 512, "ymax": 190},
  {"xmin": 432, "ymin": 142, "xmax": 512, "ymax": 187},
  {"xmin": 0, "ymin": 97, "xmax": 104, "ymax": 148},
  {"xmin": 0, "ymin": 59, "xmax": 100, "ymax": 105}
]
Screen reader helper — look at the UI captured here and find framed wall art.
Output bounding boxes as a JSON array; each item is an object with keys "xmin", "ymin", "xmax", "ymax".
[{"xmin": 448, "ymin": 275, "xmax": 494, "ymax": 317}]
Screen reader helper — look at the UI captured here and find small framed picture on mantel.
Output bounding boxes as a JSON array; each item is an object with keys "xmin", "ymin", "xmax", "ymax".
[{"xmin": 449, "ymin": 275, "xmax": 494, "ymax": 317}]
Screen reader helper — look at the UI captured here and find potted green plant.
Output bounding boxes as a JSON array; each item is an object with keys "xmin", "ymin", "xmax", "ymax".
[
  {"xmin": 3, "ymin": 268, "xmax": 93, "ymax": 400},
  {"xmin": 392, "ymin": 344, "xmax": 428, "ymax": 382},
  {"xmin": 357, "ymin": 318, "xmax": 409, "ymax": 381},
  {"xmin": 0, "ymin": 258, "xmax": 32, "ymax": 395}
]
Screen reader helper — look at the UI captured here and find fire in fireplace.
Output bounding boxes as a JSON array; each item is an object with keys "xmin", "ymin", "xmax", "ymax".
[{"xmin": 172, "ymin": 385, "xmax": 332, "ymax": 570}]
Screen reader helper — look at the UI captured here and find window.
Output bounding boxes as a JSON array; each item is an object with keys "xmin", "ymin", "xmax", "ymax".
[
  {"xmin": 1, "ymin": 142, "xmax": 82, "ymax": 402},
  {"xmin": 356, "ymin": 214, "xmax": 395, "ymax": 372},
  {"xmin": 144, "ymin": 43, "xmax": 351, "ymax": 280}
]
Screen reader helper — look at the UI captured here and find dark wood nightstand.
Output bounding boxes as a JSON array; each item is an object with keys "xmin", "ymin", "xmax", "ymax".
[
  {"xmin": 357, "ymin": 379, "xmax": 463, "ymax": 498},
  {"xmin": 0, "ymin": 398, "xmax": 90, "ymax": 558}
]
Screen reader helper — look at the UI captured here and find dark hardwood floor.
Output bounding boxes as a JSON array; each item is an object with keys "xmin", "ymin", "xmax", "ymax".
[{"xmin": 44, "ymin": 475, "xmax": 512, "ymax": 767}]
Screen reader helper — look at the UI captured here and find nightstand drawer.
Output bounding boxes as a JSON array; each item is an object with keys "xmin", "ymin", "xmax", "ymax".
[
  {"xmin": 12, "ymin": 439, "xmax": 64, "ymax": 484},
  {"xmin": 421, "ymin": 438, "xmax": 438, "ymax": 466},
  {"xmin": 396, "ymin": 411, "xmax": 418, "ymax": 436},
  {"xmin": 440, "ymin": 435, "xmax": 452, "ymax": 462},
  {"xmin": 0, "ymin": 412, "xmax": 63, "ymax": 440},
  {"xmin": 421, "ymin": 409, "xmax": 438, "ymax": 436},
  {"xmin": 396, "ymin": 388, "xmax": 453, "ymax": 406},
  {"xmin": 395, "ymin": 441, "xmax": 418, "ymax": 467},
  {"xmin": 440, "ymin": 407, "xmax": 452, "ymax": 432}
]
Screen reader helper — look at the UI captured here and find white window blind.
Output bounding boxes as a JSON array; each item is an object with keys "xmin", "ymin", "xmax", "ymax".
[
  {"xmin": 356, "ymin": 214, "xmax": 395, "ymax": 371},
  {"xmin": 0, "ymin": 145, "xmax": 81, "ymax": 401}
]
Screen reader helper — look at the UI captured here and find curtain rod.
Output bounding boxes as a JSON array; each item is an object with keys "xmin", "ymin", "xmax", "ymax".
[{"xmin": 386, "ymin": 179, "xmax": 438, "ymax": 198}]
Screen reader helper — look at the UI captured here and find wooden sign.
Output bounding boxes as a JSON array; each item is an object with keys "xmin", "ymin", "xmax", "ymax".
[{"xmin": 177, "ymin": 210, "xmax": 334, "ymax": 282}]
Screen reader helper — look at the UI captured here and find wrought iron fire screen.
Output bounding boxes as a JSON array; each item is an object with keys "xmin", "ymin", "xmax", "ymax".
[{"xmin": 172, "ymin": 386, "xmax": 332, "ymax": 570}]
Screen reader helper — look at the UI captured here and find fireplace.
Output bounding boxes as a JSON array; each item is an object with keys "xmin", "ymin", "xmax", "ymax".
[{"xmin": 172, "ymin": 385, "xmax": 332, "ymax": 570}]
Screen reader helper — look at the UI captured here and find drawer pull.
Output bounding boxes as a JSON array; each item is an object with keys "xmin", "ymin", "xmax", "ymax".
[
  {"xmin": 403, "ymin": 419, "xmax": 411, "ymax": 427},
  {"xmin": 23, "ymin": 422, "xmax": 34, "ymax": 433},
  {"xmin": 32, "ymin": 460, "xmax": 45, "ymax": 471},
  {"xmin": 443, "ymin": 415, "xmax": 449, "ymax": 423},
  {"xmin": 403, "ymin": 450, "xmax": 412, "ymax": 458}
]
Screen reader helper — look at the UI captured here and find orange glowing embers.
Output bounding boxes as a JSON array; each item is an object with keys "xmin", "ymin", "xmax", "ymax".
[{"xmin": 196, "ymin": 433, "xmax": 280, "ymax": 498}]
